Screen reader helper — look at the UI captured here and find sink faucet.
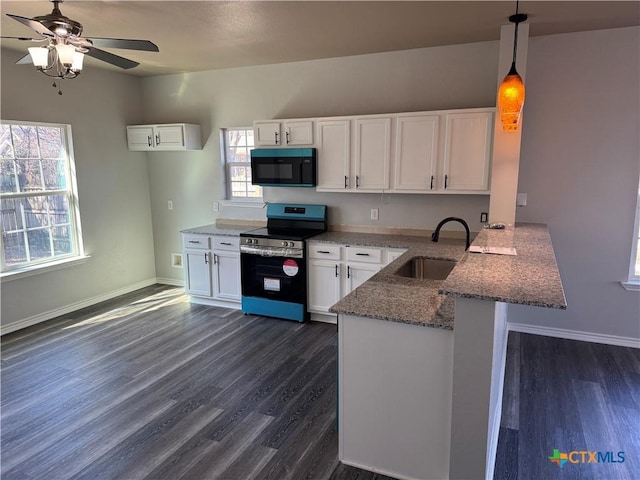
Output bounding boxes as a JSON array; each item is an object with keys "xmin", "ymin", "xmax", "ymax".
[{"xmin": 431, "ymin": 217, "xmax": 470, "ymax": 250}]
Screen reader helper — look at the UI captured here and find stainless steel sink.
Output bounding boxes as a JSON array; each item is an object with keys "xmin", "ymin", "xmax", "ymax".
[{"xmin": 394, "ymin": 257, "xmax": 457, "ymax": 280}]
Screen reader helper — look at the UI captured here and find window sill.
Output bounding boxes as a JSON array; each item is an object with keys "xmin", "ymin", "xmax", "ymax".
[
  {"xmin": 1, "ymin": 255, "xmax": 91, "ymax": 283},
  {"xmin": 621, "ymin": 280, "xmax": 640, "ymax": 292},
  {"xmin": 221, "ymin": 200, "xmax": 266, "ymax": 209}
]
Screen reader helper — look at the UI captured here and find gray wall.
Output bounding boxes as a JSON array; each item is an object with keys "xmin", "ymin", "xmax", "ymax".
[
  {"xmin": 140, "ymin": 41, "xmax": 499, "ymax": 282},
  {"xmin": 0, "ymin": 49, "xmax": 156, "ymax": 330},
  {"xmin": 512, "ymin": 26, "xmax": 640, "ymax": 340}
]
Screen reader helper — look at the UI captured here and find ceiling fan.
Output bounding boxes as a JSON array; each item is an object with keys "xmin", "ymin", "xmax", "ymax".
[{"xmin": 1, "ymin": 0, "xmax": 158, "ymax": 92}]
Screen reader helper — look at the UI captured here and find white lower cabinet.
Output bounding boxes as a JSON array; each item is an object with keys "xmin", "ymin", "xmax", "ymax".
[
  {"xmin": 182, "ymin": 234, "xmax": 241, "ymax": 306},
  {"xmin": 308, "ymin": 242, "xmax": 406, "ymax": 321}
]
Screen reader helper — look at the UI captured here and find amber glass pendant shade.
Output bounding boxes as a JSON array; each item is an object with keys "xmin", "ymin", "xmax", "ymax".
[{"xmin": 498, "ymin": 62, "xmax": 526, "ymax": 131}]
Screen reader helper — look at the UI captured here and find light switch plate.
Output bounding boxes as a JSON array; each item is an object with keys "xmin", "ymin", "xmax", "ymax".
[{"xmin": 516, "ymin": 193, "xmax": 528, "ymax": 206}]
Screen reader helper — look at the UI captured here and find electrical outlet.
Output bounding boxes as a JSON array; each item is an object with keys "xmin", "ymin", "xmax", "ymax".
[
  {"xmin": 371, "ymin": 208, "xmax": 379, "ymax": 221},
  {"xmin": 480, "ymin": 212, "xmax": 488, "ymax": 223},
  {"xmin": 168, "ymin": 200, "xmax": 173, "ymax": 210},
  {"xmin": 213, "ymin": 202, "xmax": 219, "ymax": 212}
]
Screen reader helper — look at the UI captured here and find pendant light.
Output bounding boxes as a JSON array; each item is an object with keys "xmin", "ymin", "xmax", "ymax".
[{"xmin": 498, "ymin": 1, "xmax": 528, "ymax": 132}]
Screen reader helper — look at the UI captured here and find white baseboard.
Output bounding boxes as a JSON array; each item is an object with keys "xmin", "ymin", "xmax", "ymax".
[
  {"xmin": 508, "ymin": 322, "xmax": 640, "ymax": 349},
  {"xmin": 1, "ymin": 278, "xmax": 158, "ymax": 336},
  {"xmin": 156, "ymin": 277, "xmax": 184, "ymax": 287}
]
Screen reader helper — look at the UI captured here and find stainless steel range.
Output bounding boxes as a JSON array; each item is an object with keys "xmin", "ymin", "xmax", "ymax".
[{"xmin": 240, "ymin": 203, "xmax": 327, "ymax": 322}]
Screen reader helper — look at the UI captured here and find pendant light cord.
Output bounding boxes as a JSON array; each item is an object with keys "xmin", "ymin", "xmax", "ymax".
[{"xmin": 512, "ymin": 0, "xmax": 520, "ymax": 65}]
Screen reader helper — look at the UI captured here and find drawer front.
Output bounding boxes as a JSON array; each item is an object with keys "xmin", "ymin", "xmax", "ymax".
[
  {"xmin": 308, "ymin": 243, "xmax": 342, "ymax": 260},
  {"xmin": 183, "ymin": 234, "xmax": 210, "ymax": 250},
  {"xmin": 345, "ymin": 246, "xmax": 383, "ymax": 264},
  {"xmin": 213, "ymin": 236, "xmax": 240, "ymax": 251}
]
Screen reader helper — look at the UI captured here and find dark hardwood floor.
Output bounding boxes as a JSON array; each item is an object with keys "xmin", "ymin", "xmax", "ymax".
[
  {"xmin": 494, "ymin": 331, "xmax": 640, "ymax": 480},
  {"xmin": 2, "ymin": 285, "xmax": 638, "ymax": 480}
]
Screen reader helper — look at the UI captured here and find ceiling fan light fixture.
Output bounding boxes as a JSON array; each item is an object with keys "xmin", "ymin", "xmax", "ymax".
[
  {"xmin": 54, "ymin": 43, "xmax": 75, "ymax": 65},
  {"xmin": 28, "ymin": 46, "xmax": 49, "ymax": 67},
  {"xmin": 498, "ymin": 1, "xmax": 528, "ymax": 132},
  {"xmin": 71, "ymin": 51, "xmax": 84, "ymax": 71}
]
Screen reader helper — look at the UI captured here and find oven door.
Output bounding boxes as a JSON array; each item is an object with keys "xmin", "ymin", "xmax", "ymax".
[{"xmin": 240, "ymin": 247, "xmax": 308, "ymax": 321}]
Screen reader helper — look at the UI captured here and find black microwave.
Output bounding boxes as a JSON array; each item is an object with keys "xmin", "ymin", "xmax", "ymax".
[{"xmin": 250, "ymin": 148, "xmax": 317, "ymax": 187}]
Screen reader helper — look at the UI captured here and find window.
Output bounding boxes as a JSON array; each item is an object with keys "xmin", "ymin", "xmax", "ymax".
[
  {"xmin": 1, "ymin": 121, "xmax": 84, "ymax": 274},
  {"xmin": 623, "ymin": 179, "xmax": 640, "ymax": 290},
  {"xmin": 221, "ymin": 127, "xmax": 262, "ymax": 202}
]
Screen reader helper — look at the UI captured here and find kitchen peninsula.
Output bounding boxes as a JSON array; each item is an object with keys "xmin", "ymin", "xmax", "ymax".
[{"xmin": 331, "ymin": 223, "xmax": 566, "ymax": 480}]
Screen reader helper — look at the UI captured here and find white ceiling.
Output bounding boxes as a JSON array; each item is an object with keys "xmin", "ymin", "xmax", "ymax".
[{"xmin": 1, "ymin": 1, "xmax": 639, "ymax": 77}]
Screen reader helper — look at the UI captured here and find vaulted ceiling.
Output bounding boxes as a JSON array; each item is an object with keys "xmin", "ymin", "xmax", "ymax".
[{"xmin": 1, "ymin": 1, "xmax": 638, "ymax": 77}]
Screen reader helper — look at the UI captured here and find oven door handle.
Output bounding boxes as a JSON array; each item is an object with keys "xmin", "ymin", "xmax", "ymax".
[{"xmin": 240, "ymin": 245, "xmax": 304, "ymax": 258}]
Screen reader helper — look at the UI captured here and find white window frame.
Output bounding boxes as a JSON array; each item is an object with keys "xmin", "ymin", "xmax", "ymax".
[
  {"xmin": 220, "ymin": 127, "xmax": 263, "ymax": 204},
  {"xmin": 1, "ymin": 121, "xmax": 86, "ymax": 279},
  {"xmin": 622, "ymin": 177, "xmax": 640, "ymax": 291}
]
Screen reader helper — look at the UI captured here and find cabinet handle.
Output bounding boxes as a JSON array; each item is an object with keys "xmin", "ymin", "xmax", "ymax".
[
  {"xmin": 444, "ymin": 174, "xmax": 448, "ymax": 189},
  {"xmin": 344, "ymin": 176, "xmax": 349, "ymax": 189},
  {"xmin": 317, "ymin": 250, "xmax": 331, "ymax": 254},
  {"xmin": 188, "ymin": 240, "xmax": 201, "ymax": 244},
  {"xmin": 220, "ymin": 242, "xmax": 232, "ymax": 246},
  {"xmin": 147, "ymin": 135, "xmax": 152, "ymax": 147},
  {"xmin": 355, "ymin": 253, "xmax": 370, "ymax": 256},
  {"xmin": 347, "ymin": 265, "xmax": 351, "ymax": 278},
  {"xmin": 155, "ymin": 134, "xmax": 161, "ymax": 146},
  {"xmin": 335, "ymin": 265, "xmax": 339, "ymax": 277},
  {"xmin": 430, "ymin": 175, "xmax": 434, "ymax": 190},
  {"xmin": 356, "ymin": 175, "xmax": 360, "ymax": 188},
  {"xmin": 213, "ymin": 254, "xmax": 218, "ymax": 264},
  {"xmin": 286, "ymin": 131, "xmax": 290, "ymax": 144},
  {"xmin": 204, "ymin": 253, "xmax": 209, "ymax": 264},
  {"xmin": 274, "ymin": 132, "xmax": 279, "ymax": 144}
]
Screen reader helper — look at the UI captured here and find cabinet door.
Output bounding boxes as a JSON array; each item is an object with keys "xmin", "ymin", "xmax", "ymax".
[
  {"xmin": 344, "ymin": 263, "xmax": 381, "ymax": 295},
  {"xmin": 254, "ymin": 121, "xmax": 281, "ymax": 146},
  {"xmin": 284, "ymin": 120, "xmax": 314, "ymax": 145},
  {"xmin": 308, "ymin": 260, "xmax": 341, "ymax": 313},
  {"xmin": 127, "ymin": 126, "xmax": 154, "ymax": 150},
  {"xmin": 316, "ymin": 120, "xmax": 351, "ymax": 191},
  {"xmin": 354, "ymin": 117, "xmax": 391, "ymax": 191},
  {"xmin": 155, "ymin": 125, "xmax": 186, "ymax": 150},
  {"xmin": 184, "ymin": 249, "xmax": 213, "ymax": 297},
  {"xmin": 394, "ymin": 115, "xmax": 439, "ymax": 192},
  {"xmin": 442, "ymin": 112, "xmax": 493, "ymax": 191},
  {"xmin": 213, "ymin": 251, "xmax": 241, "ymax": 301}
]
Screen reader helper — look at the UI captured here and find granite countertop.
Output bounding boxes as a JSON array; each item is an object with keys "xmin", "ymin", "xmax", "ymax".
[
  {"xmin": 326, "ymin": 223, "xmax": 566, "ymax": 330},
  {"xmin": 440, "ymin": 223, "xmax": 567, "ymax": 309},
  {"xmin": 180, "ymin": 224, "xmax": 257, "ymax": 236}
]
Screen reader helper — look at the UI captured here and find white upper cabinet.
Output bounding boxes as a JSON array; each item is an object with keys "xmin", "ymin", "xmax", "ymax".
[
  {"xmin": 253, "ymin": 119, "xmax": 314, "ymax": 146},
  {"xmin": 127, "ymin": 123, "xmax": 201, "ymax": 151},
  {"xmin": 354, "ymin": 117, "xmax": 391, "ymax": 191},
  {"xmin": 442, "ymin": 111, "xmax": 493, "ymax": 192},
  {"xmin": 316, "ymin": 119, "xmax": 351, "ymax": 191},
  {"xmin": 393, "ymin": 114, "xmax": 440, "ymax": 192}
]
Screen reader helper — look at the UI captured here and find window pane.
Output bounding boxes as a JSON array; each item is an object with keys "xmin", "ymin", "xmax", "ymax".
[
  {"xmin": 52, "ymin": 225, "xmax": 72, "ymax": 256},
  {"xmin": 231, "ymin": 182, "xmax": 247, "ymax": 197},
  {"xmin": 226, "ymin": 129, "xmax": 245, "ymax": 148},
  {"xmin": 1, "ymin": 198, "xmax": 24, "ymax": 231},
  {"xmin": 42, "ymin": 158, "xmax": 67, "ymax": 190},
  {"xmin": 1, "ymin": 158, "xmax": 17, "ymax": 193},
  {"xmin": 246, "ymin": 129, "xmax": 254, "ymax": 147},
  {"xmin": 3, "ymin": 232, "xmax": 27, "ymax": 266},
  {"xmin": 27, "ymin": 228, "xmax": 51, "ymax": 261},
  {"xmin": 22, "ymin": 197, "xmax": 50, "ymax": 229},
  {"xmin": 17, "ymin": 158, "xmax": 43, "ymax": 192},
  {"xmin": 226, "ymin": 147, "xmax": 249, "ymax": 163},
  {"xmin": 248, "ymin": 185, "xmax": 262, "ymax": 197},
  {"xmin": 49, "ymin": 194, "xmax": 70, "ymax": 225},
  {"xmin": 38, "ymin": 126, "xmax": 64, "ymax": 158},
  {"xmin": 11, "ymin": 125, "xmax": 39, "ymax": 159},
  {"xmin": 0, "ymin": 125, "xmax": 14, "ymax": 159},
  {"xmin": 231, "ymin": 165, "xmax": 248, "ymax": 181}
]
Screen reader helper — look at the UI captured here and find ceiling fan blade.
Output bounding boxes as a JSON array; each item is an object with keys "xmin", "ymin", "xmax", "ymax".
[
  {"xmin": 87, "ymin": 38, "xmax": 159, "ymax": 52},
  {"xmin": 16, "ymin": 53, "xmax": 34, "ymax": 65},
  {"xmin": 1, "ymin": 36, "xmax": 40, "ymax": 41},
  {"xmin": 84, "ymin": 46, "xmax": 139, "ymax": 69},
  {"xmin": 6, "ymin": 14, "xmax": 52, "ymax": 38}
]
